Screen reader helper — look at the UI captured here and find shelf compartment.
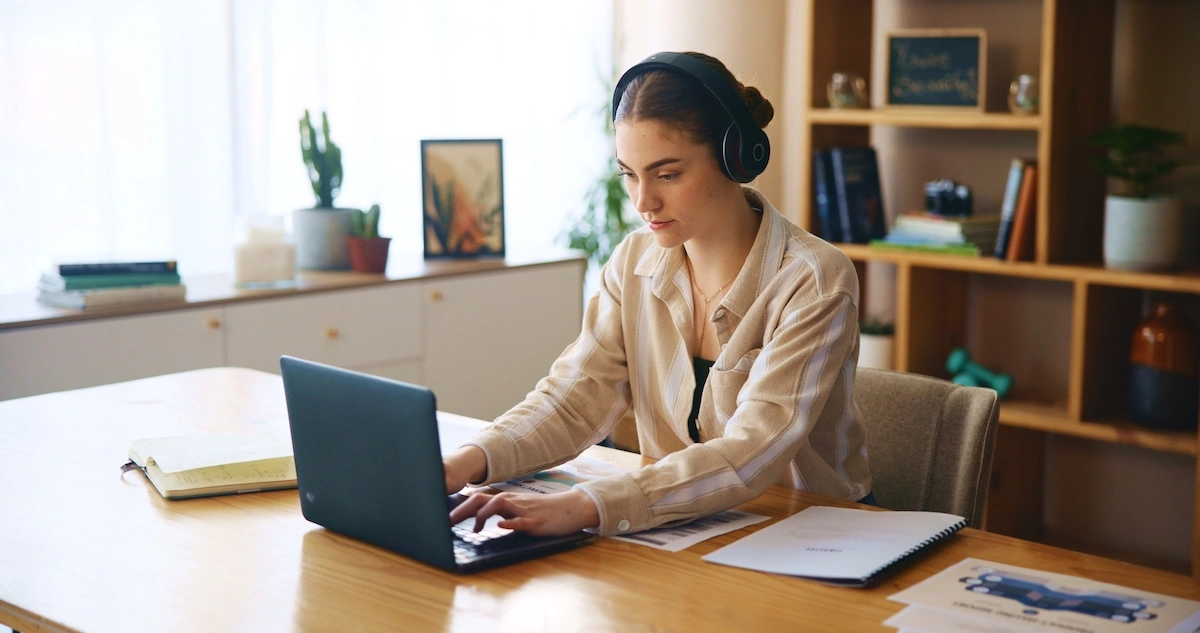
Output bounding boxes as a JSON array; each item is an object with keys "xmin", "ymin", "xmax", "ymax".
[
  {"xmin": 999, "ymin": 400, "xmax": 1197, "ymax": 456},
  {"xmin": 836, "ymin": 244, "xmax": 1200, "ymax": 293},
  {"xmin": 807, "ymin": 108, "xmax": 1042, "ymax": 131}
]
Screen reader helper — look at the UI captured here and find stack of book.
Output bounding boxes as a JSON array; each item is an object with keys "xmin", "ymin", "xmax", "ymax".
[
  {"xmin": 37, "ymin": 259, "xmax": 185, "ymax": 309},
  {"xmin": 871, "ymin": 212, "xmax": 1002, "ymax": 257}
]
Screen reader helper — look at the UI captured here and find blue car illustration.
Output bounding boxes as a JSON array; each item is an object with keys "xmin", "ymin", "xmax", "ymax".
[{"xmin": 959, "ymin": 566, "xmax": 1161, "ymax": 623}]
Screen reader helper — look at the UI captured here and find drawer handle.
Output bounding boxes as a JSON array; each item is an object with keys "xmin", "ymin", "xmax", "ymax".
[
  {"xmin": 430, "ymin": 290, "xmax": 444, "ymax": 302},
  {"xmin": 326, "ymin": 328, "xmax": 340, "ymax": 340},
  {"xmin": 206, "ymin": 318, "xmax": 221, "ymax": 330}
]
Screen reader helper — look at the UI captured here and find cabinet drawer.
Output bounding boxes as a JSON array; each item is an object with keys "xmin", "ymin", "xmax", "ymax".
[
  {"xmin": 224, "ymin": 284, "xmax": 422, "ymax": 374},
  {"xmin": 0, "ymin": 307, "xmax": 225, "ymax": 400}
]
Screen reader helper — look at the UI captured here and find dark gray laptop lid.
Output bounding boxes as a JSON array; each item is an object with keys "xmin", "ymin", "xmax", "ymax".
[{"xmin": 280, "ymin": 355, "xmax": 458, "ymax": 570}]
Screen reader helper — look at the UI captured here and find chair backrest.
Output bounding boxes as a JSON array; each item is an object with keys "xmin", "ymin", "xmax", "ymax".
[{"xmin": 853, "ymin": 367, "xmax": 1000, "ymax": 528}]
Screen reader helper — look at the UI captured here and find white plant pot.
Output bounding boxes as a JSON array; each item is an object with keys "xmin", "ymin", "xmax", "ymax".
[
  {"xmin": 293, "ymin": 207, "xmax": 355, "ymax": 270},
  {"xmin": 1103, "ymin": 195, "xmax": 1183, "ymax": 271},
  {"xmin": 858, "ymin": 334, "xmax": 895, "ymax": 370}
]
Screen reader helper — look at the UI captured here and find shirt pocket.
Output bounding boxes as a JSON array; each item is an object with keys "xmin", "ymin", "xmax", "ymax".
[{"xmin": 706, "ymin": 348, "xmax": 761, "ymax": 423}]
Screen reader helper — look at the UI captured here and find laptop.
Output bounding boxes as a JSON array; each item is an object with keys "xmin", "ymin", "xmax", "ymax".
[{"xmin": 279, "ymin": 355, "xmax": 595, "ymax": 572}]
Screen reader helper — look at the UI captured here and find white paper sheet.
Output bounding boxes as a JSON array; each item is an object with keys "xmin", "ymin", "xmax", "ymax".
[{"xmin": 611, "ymin": 510, "xmax": 770, "ymax": 552}]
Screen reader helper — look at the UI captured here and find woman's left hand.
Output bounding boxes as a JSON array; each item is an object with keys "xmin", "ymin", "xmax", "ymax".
[{"xmin": 449, "ymin": 488, "xmax": 600, "ymax": 537}]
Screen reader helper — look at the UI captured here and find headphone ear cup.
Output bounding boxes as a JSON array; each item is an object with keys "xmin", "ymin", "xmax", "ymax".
[{"xmin": 719, "ymin": 122, "xmax": 742, "ymax": 182}]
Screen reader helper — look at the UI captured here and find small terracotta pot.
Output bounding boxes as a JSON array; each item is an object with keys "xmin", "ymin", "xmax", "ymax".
[{"xmin": 346, "ymin": 236, "xmax": 391, "ymax": 274}]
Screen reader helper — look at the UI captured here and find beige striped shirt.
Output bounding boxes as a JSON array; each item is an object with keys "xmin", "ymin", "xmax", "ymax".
[{"xmin": 469, "ymin": 188, "xmax": 871, "ymax": 535}]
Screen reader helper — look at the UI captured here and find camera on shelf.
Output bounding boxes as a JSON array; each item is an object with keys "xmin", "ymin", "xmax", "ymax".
[{"xmin": 924, "ymin": 179, "xmax": 974, "ymax": 217}]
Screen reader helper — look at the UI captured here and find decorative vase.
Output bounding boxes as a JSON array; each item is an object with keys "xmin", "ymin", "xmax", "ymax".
[
  {"xmin": 293, "ymin": 208, "xmax": 355, "ymax": 270},
  {"xmin": 346, "ymin": 236, "xmax": 392, "ymax": 274},
  {"xmin": 858, "ymin": 334, "xmax": 895, "ymax": 370},
  {"xmin": 1127, "ymin": 302, "xmax": 1199, "ymax": 431},
  {"xmin": 1103, "ymin": 195, "xmax": 1183, "ymax": 271}
]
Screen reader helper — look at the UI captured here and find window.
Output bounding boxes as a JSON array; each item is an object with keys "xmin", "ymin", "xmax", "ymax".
[{"xmin": 0, "ymin": 0, "xmax": 613, "ymax": 294}]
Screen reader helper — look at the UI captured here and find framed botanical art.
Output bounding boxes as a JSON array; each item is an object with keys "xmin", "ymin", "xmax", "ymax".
[{"xmin": 420, "ymin": 139, "xmax": 505, "ymax": 258}]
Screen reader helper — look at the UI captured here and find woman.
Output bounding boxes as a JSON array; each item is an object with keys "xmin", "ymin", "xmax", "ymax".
[{"xmin": 445, "ymin": 51, "xmax": 871, "ymax": 537}]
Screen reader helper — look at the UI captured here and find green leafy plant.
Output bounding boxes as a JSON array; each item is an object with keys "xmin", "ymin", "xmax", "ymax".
[
  {"xmin": 564, "ymin": 66, "xmax": 636, "ymax": 270},
  {"xmin": 1088, "ymin": 123, "xmax": 1186, "ymax": 199},
  {"xmin": 299, "ymin": 110, "xmax": 343, "ymax": 208},
  {"xmin": 860, "ymin": 317, "xmax": 895, "ymax": 336},
  {"xmin": 350, "ymin": 204, "xmax": 382, "ymax": 239}
]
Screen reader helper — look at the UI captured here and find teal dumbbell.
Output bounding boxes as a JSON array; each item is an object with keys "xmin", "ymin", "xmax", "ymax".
[{"xmin": 946, "ymin": 347, "xmax": 1012, "ymax": 398}]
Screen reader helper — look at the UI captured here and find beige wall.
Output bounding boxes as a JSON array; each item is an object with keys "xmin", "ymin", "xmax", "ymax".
[
  {"xmin": 616, "ymin": 0, "xmax": 1200, "ymax": 566},
  {"xmin": 614, "ymin": 0, "xmax": 787, "ymax": 204}
]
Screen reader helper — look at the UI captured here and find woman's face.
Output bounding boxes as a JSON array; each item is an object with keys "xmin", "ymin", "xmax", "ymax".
[{"xmin": 615, "ymin": 119, "xmax": 735, "ymax": 249}]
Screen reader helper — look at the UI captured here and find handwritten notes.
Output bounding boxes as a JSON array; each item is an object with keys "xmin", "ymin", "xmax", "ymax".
[{"xmin": 886, "ymin": 30, "xmax": 986, "ymax": 110}]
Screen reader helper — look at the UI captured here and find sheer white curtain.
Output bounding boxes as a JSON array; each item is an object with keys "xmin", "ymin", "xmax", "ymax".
[{"xmin": 0, "ymin": 0, "xmax": 612, "ymax": 294}]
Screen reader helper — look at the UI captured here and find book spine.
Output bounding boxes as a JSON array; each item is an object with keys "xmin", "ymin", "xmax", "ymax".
[
  {"xmin": 830, "ymin": 147, "xmax": 887, "ymax": 244},
  {"xmin": 869, "ymin": 239, "xmax": 981, "ymax": 257},
  {"xmin": 57, "ymin": 261, "xmax": 178, "ymax": 276},
  {"xmin": 1006, "ymin": 163, "xmax": 1039, "ymax": 262},
  {"xmin": 812, "ymin": 150, "xmax": 843, "ymax": 242},
  {"xmin": 40, "ymin": 272, "xmax": 182, "ymax": 291},
  {"xmin": 830, "ymin": 148, "xmax": 859, "ymax": 243},
  {"xmin": 993, "ymin": 159, "xmax": 1028, "ymax": 259},
  {"xmin": 39, "ymin": 284, "xmax": 187, "ymax": 309}
]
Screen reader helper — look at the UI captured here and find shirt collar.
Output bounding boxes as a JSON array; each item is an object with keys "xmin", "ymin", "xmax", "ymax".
[{"xmin": 633, "ymin": 186, "xmax": 790, "ymax": 320}]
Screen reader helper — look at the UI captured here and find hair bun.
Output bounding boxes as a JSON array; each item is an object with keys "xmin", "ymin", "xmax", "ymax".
[{"xmin": 743, "ymin": 86, "xmax": 775, "ymax": 129}]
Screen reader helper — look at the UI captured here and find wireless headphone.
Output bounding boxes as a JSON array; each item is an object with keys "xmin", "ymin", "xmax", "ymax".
[{"xmin": 612, "ymin": 52, "xmax": 770, "ymax": 183}]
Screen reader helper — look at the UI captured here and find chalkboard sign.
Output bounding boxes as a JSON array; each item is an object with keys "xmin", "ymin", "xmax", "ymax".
[{"xmin": 886, "ymin": 29, "xmax": 987, "ymax": 112}]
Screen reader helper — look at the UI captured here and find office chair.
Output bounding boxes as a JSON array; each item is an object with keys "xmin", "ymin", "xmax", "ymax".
[{"xmin": 854, "ymin": 367, "xmax": 1000, "ymax": 528}]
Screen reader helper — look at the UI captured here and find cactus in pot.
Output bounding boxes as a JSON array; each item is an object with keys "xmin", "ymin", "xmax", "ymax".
[
  {"xmin": 294, "ymin": 110, "xmax": 354, "ymax": 269},
  {"xmin": 300, "ymin": 110, "xmax": 343, "ymax": 209},
  {"xmin": 347, "ymin": 204, "xmax": 390, "ymax": 274}
]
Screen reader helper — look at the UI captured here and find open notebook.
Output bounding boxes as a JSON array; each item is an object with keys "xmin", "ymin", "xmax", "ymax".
[{"xmin": 125, "ymin": 433, "xmax": 296, "ymax": 499}]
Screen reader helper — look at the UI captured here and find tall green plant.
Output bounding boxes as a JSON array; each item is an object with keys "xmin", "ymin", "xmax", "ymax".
[
  {"xmin": 564, "ymin": 66, "xmax": 636, "ymax": 270},
  {"xmin": 299, "ymin": 110, "xmax": 343, "ymax": 208},
  {"xmin": 1088, "ymin": 123, "xmax": 1185, "ymax": 199}
]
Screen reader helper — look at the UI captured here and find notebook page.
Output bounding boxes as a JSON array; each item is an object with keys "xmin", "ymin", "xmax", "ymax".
[
  {"xmin": 131, "ymin": 433, "xmax": 293, "ymax": 473},
  {"xmin": 149, "ymin": 456, "xmax": 296, "ymax": 491}
]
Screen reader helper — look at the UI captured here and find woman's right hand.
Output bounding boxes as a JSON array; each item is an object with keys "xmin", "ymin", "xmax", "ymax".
[{"xmin": 443, "ymin": 445, "xmax": 488, "ymax": 493}]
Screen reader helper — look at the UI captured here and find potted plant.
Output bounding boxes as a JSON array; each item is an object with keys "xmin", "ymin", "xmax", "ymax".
[
  {"xmin": 294, "ymin": 110, "xmax": 355, "ymax": 270},
  {"xmin": 1089, "ymin": 123, "xmax": 1187, "ymax": 270},
  {"xmin": 347, "ymin": 204, "xmax": 390, "ymax": 274},
  {"xmin": 564, "ymin": 66, "xmax": 637, "ymax": 274},
  {"xmin": 858, "ymin": 317, "xmax": 895, "ymax": 370}
]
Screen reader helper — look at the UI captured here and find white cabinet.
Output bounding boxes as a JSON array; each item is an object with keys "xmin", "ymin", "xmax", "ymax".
[
  {"xmin": 0, "ymin": 257, "xmax": 585, "ymax": 411},
  {"xmin": 0, "ymin": 307, "xmax": 225, "ymax": 400},
  {"xmin": 224, "ymin": 284, "xmax": 423, "ymax": 376},
  {"xmin": 424, "ymin": 264, "xmax": 583, "ymax": 421}
]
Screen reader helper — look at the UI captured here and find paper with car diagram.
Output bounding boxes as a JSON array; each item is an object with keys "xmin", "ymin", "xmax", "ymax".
[{"xmin": 887, "ymin": 558, "xmax": 1200, "ymax": 633}]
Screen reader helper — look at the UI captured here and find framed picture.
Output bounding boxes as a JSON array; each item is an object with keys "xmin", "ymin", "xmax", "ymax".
[
  {"xmin": 885, "ymin": 28, "xmax": 987, "ymax": 113},
  {"xmin": 420, "ymin": 139, "xmax": 505, "ymax": 258}
]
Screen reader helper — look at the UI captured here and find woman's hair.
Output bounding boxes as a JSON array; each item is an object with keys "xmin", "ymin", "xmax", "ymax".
[{"xmin": 613, "ymin": 51, "xmax": 775, "ymax": 160}]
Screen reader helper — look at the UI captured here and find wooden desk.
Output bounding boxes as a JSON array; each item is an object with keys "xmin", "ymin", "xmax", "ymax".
[{"xmin": 1, "ymin": 369, "xmax": 1197, "ymax": 633}]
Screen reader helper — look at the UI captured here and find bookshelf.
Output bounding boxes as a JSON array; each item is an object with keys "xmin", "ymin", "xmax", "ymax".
[{"xmin": 798, "ymin": 0, "xmax": 1200, "ymax": 577}]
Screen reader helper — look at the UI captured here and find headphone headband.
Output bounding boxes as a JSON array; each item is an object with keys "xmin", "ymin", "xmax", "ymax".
[{"xmin": 611, "ymin": 52, "xmax": 770, "ymax": 183}]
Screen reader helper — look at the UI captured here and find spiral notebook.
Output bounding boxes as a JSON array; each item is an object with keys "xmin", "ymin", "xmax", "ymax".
[{"xmin": 702, "ymin": 505, "xmax": 966, "ymax": 587}]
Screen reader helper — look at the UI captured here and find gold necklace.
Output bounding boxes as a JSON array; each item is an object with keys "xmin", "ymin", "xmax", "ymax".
[{"xmin": 687, "ymin": 258, "xmax": 737, "ymax": 351}]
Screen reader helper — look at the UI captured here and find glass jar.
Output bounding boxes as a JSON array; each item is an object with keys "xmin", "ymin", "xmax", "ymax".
[
  {"xmin": 827, "ymin": 72, "xmax": 868, "ymax": 110},
  {"xmin": 234, "ymin": 214, "xmax": 297, "ymax": 288},
  {"xmin": 1127, "ymin": 302, "xmax": 1199, "ymax": 430},
  {"xmin": 1008, "ymin": 74, "xmax": 1039, "ymax": 115}
]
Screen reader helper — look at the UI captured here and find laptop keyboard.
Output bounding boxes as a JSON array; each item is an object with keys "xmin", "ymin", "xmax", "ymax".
[{"xmin": 452, "ymin": 516, "xmax": 516, "ymax": 563}]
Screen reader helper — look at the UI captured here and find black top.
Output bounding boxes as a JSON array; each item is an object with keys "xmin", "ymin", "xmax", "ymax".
[{"xmin": 688, "ymin": 357, "xmax": 717, "ymax": 443}]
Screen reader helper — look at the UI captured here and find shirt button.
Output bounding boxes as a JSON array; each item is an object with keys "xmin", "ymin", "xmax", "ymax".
[
  {"xmin": 713, "ymin": 308, "xmax": 725, "ymax": 319},
  {"xmin": 617, "ymin": 518, "xmax": 631, "ymax": 532}
]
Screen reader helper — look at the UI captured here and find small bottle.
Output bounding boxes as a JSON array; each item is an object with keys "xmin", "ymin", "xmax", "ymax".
[
  {"xmin": 1008, "ymin": 75, "xmax": 1039, "ymax": 116},
  {"xmin": 1127, "ymin": 302, "xmax": 1199, "ymax": 430}
]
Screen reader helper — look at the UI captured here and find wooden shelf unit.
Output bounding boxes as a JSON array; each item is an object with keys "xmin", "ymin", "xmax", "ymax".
[{"xmin": 799, "ymin": 0, "xmax": 1200, "ymax": 577}]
